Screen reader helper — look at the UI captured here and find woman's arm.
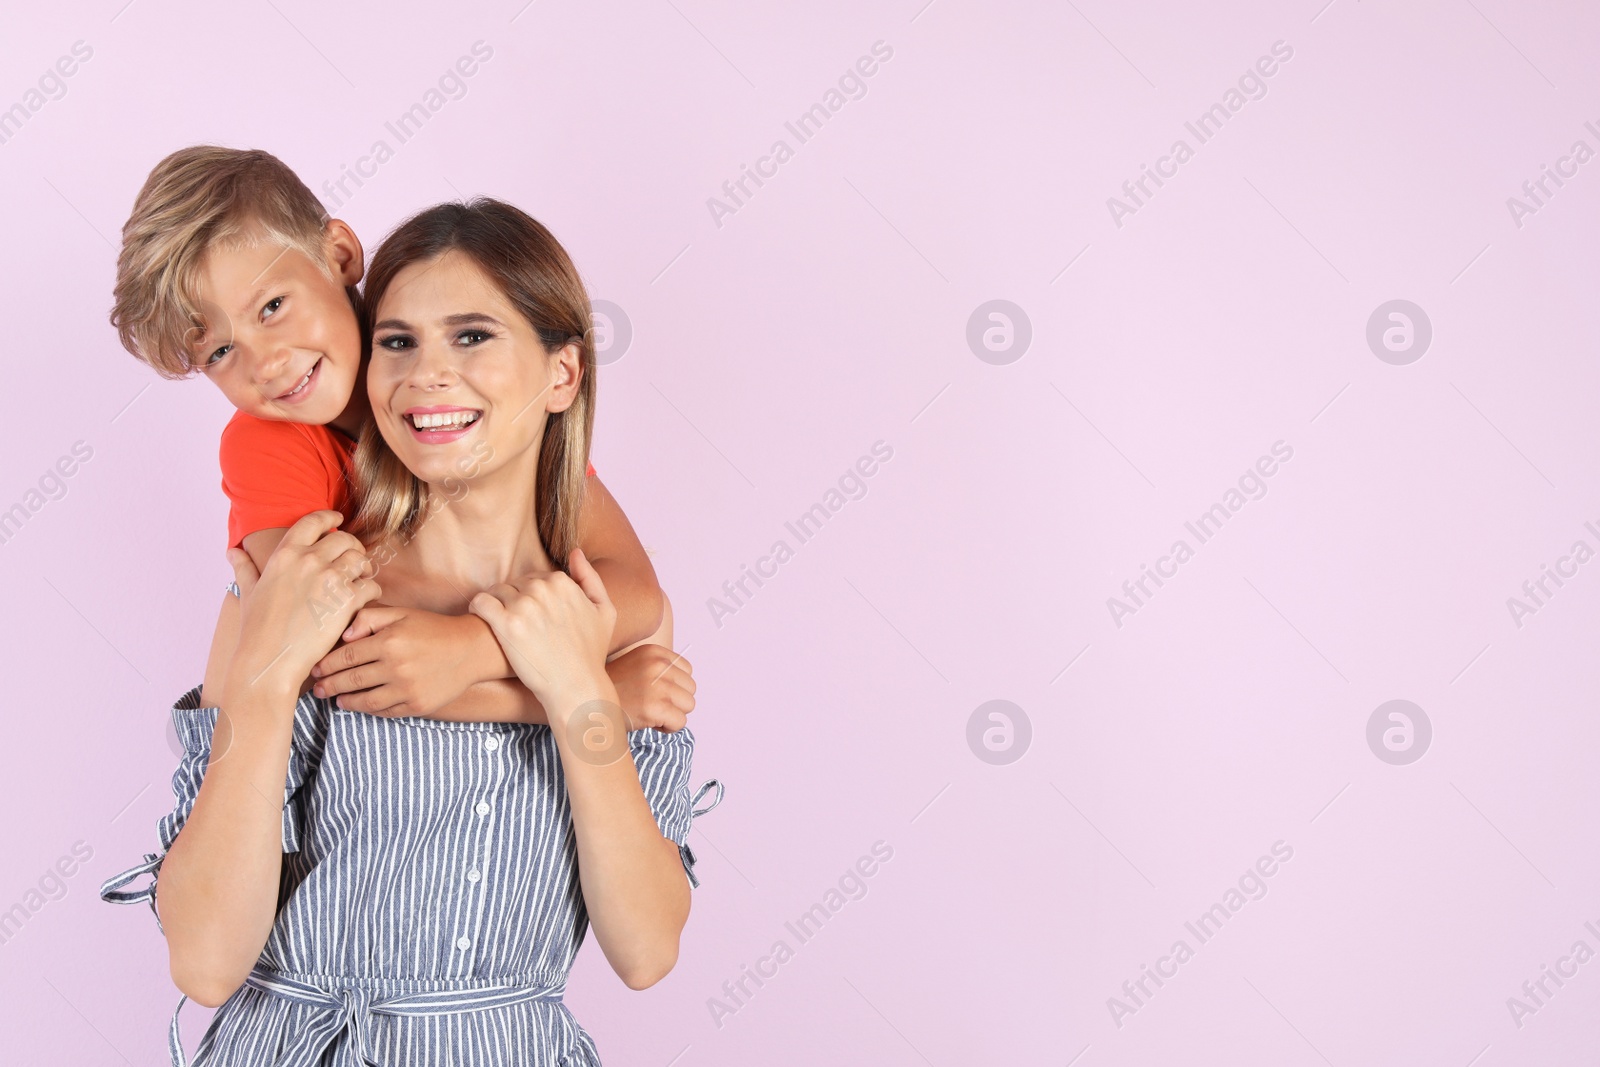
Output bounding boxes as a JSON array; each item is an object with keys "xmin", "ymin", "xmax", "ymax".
[
  {"xmin": 162, "ymin": 513, "xmax": 378, "ymax": 1006},
  {"xmin": 199, "ymin": 527, "xmax": 289, "ymax": 707},
  {"xmin": 470, "ymin": 550, "xmax": 689, "ymax": 988}
]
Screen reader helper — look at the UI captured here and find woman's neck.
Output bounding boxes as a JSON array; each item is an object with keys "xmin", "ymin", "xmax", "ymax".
[{"xmin": 384, "ymin": 461, "xmax": 553, "ymax": 612}]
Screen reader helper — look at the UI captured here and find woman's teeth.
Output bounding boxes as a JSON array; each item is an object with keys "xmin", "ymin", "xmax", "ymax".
[{"xmin": 409, "ymin": 411, "xmax": 481, "ymax": 430}]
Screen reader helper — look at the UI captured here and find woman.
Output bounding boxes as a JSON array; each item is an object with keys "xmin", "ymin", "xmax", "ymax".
[{"xmin": 101, "ymin": 198, "xmax": 722, "ymax": 1066}]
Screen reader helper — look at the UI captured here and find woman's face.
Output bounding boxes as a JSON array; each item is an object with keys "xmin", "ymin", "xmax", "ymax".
[{"xmin": 366, "ymin": 249, "xmax": 581, "ymax": 490}]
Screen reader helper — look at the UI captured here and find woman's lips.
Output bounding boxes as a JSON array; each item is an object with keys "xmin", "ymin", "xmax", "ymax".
[
  {"xmin": 276, "ymin": 358, "xmax": 322, "ymax": 404},
  {"xmin": 404, "ymin": 407, "xmax": 483, "ymax": 444}
]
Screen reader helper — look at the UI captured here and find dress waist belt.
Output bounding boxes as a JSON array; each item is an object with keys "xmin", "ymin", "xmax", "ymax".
[{"xmin": 165, "ymin": 962, "xmax": 567, "ymax": 1067}]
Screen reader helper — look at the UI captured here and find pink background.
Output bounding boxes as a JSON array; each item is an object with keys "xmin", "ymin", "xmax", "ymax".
[{"xmin": 3, "ymin": 0, "xmax": 1598, "ymax": 1063}]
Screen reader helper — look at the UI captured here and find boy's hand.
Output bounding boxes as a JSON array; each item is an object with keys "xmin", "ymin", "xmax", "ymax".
[
  {"xmin": 607, "ymin": 644, "xmax": 695, "ymax": 732},
  {"xmin": 311, "ymin": 606, "xmax": 494, "ymax": 717}
]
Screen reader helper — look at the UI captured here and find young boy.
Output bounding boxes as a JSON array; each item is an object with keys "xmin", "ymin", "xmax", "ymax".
[{"xmin": 109, "ymin": 146, "xmax": 692, "ymax": 729}]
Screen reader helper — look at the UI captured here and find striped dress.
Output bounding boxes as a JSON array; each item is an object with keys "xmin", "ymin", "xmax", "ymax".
[{"xmin": 100, "ymin": 683, "xmax": 724, "ymax": 1066}]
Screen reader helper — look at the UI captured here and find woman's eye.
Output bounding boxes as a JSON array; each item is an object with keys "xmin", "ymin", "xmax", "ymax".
[
  {"xmin": 261, "ymin": 296, "xmax": 285, "ymax": 321},
  {"xmin": 377, "ymin": 335, "xmax": 413, "ymax": 351},
  {"xmin": 457, "ymin": 329, "xmax": 491, "ymax": 346}
]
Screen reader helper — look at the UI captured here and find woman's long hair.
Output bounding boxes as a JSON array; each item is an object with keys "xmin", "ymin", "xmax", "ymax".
[{"xmin": 347, "ymin": 198, "xmax": 595, "ymax": 571}]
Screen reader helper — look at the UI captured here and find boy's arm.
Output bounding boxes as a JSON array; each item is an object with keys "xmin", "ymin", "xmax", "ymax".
[
  {"xmin": 199, "ymin": 528, "xmax": 290, "ymax": 707},
  {"xmin": 310, "ymin": 473, "xmax": 663, "ymax": 714},
  {"xmin": 576, "ymin": 474, "xmax": 664, "ymax": 653}
]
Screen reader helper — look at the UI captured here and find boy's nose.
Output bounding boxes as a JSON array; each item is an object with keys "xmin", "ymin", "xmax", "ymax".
[{"xmin": 253, "ymin": 345, "xmax": 293, "ymax": 385}]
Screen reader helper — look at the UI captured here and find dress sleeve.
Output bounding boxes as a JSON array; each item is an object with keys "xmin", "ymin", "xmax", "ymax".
[
  {"xmin": 626, "ymin": 725, "xmax": 724, "ymax": 888},
  {"xmin": 98, "ymin": 686, "xmax": 324, "ymax": 932}
]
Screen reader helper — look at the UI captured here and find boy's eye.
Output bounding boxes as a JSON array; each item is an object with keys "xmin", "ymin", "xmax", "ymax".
[
  {"xmin": 206, "ymin": 343, "xmax": 233, "ymax": 366},
  {"xmin": 261, "ymin": 296, "xmax": 285, "ymax": 321}
]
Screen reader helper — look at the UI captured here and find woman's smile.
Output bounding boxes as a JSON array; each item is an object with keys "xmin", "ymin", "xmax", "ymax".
[{"xmin": 404, "ymin": 404, "xmax": 483, "ymax": 444}]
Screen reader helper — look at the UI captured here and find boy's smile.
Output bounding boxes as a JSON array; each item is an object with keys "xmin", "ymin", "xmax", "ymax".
[{"xmin": 188, "ymin": 219, "xmax": 367, "ymax": 434}]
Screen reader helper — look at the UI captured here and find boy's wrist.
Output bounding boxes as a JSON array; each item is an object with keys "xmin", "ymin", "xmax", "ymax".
[{"xmin": 457, "ymin": 611, "xmax": 515, "ymax": 684}]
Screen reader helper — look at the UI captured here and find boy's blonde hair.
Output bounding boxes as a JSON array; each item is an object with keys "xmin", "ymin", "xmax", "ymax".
[{"xmin": 110, "ymin": 146, "xmax": 334, "ymax": 378}]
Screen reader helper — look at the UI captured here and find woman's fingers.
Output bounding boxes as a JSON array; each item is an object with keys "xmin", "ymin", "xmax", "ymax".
[
  {"xmin": 566, "ymin": 548, "xmax": 612, "ymax": 610},
  {"xmin": 282, "ymin": 510, "xmax": 344, "ymax": 549},
  {"xmin": 468, "ymin": 590, "xmax": 510, "ymax": 629},
  {"xmin": 313, "ymin": 529, "xmax": 370, "ymax": 566},
  {"xmin": 225, "ymin": 547, "xmax": 261, "ymax": 599}
]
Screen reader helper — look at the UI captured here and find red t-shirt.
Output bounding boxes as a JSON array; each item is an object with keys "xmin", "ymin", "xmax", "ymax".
[{"xmin": 219, "ymin": 412, "xmax": 595, "ymax": 548}]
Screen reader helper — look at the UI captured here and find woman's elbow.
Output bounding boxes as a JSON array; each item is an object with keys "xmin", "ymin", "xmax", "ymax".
[
  {"xmin": 621, "ymin": 946, "xmax": 680, "ymax": 990},
  {"xmin": 168, "ymin": 942, "xmax": 247, "ymax": 1009},
  {"xmin": 170, "ymin": 959, "xmax": 239, "ymax": 1009}
]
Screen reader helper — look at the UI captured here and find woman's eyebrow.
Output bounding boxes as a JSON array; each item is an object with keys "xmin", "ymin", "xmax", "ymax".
[
  {"xmin": 442, "ymin": 312, "xmax": 505, "ymax": 328},
  {"xmin": 372, "ymin": 318, "xmax": 413, "ymax": 331}
]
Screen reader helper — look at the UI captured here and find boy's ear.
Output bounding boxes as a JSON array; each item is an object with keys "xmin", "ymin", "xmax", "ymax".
[
  {"xmin": 323, "ymin": 219, "xmax": 365, "ymax": 287},
  {"xmin": 547, "ymin": 341, "xmax": 584, "ymax": 413}
]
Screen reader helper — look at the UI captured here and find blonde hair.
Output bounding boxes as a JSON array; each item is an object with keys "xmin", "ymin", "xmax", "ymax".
[
  {"xmin": 349, "ymin": 198, "xmax": 595, "ymax": 572},
  {"xmin": 109, "ymin": 146, "xmax": 338, "ymax": 378}
]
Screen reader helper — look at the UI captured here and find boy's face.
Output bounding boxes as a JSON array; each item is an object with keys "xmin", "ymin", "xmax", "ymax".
[{"xmin": 188, "ymin": 219, "xmax": 364, "ymax": 426}]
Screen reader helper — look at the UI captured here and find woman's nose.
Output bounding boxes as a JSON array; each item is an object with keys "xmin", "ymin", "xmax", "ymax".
[{"xmin": 404, "ymin": 340, "xmax": 456, "ymax": 389}]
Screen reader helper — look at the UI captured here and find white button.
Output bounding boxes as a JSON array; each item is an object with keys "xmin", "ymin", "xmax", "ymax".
[
  {"xmin": 474, "ymin": 801, "xmax": 491, "ymax": 816},
  {"xmin": 484, "ymin": 736, "xmax": 501, "ymax": 752},
  {"xmin": 456, "ymin": 936, "xmax": 472, "ymax": 950},
  {"xmin": 467, "ymin": 869, "xmax": 481, "ymax": 883}
]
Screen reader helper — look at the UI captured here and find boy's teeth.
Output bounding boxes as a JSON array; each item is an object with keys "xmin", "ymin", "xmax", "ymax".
[{"xmin": 411, "ymin": 411, "xmax": 480, "ymax": 429}]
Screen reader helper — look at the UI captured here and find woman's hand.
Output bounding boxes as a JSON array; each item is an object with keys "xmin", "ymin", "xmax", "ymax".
[
  {"xmin": 224, "ymin": 510, "xmax": 381, "ymax": 697},
  {"xmin": 468, "ymin": 548, "xmax": 616, "ymax": 709},
  {"xmin": 606, "ymin": 645, "xmax": 695, "ymax": 732}
]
